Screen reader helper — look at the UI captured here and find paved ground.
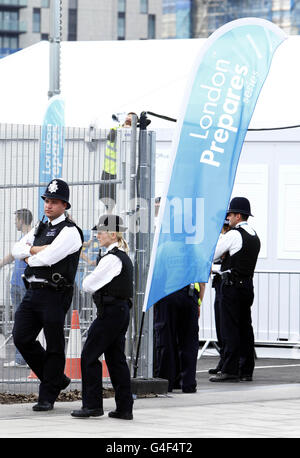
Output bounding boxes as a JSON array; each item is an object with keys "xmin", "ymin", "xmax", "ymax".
[{"xmin": 1, "ymin": 350, "xmax": 300, "ymax": 440}]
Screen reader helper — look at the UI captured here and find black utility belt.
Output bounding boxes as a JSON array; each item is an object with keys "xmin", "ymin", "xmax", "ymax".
[
  {"xmin": 220, "ymin": 273, "xmax": 253, "ymax": 286},
  {"xmin": 96, "ymin": 295, "xmax": 131, "ymax": 307},
  {"xmin": 28, "ymin": 281, "xmax": 72, "ymax": 291}
]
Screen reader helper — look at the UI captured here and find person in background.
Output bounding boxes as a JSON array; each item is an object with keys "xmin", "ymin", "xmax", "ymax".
[
  {"xmin": 208, "ymin": 219, "xmax": 231, "ymax": 376},
  {"xmin": 154, "ymin": 282, "xmax": 205, "ymax": 393},
  {"xmin": 1, "ymin": 209, "xmax": 33, "ymax": 367},
  {"xmin": 99, "ymin": 112, "xmax": 137, "ymax": 213},
  {"xmin": 209, "ymin": 197, "xmax": 260, "ymax": 383}
]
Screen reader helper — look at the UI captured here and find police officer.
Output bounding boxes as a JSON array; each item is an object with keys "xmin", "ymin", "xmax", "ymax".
[
  {"xmin": 208, "ymin": 220, "xmax": 230, "ymax": 375},
  {"xmin": 12, "ymin": 179, "xmax": 83, "ymax": 411},
  {"xmin": 0, "ymin": 208, "xmax": 33, "ymax": 367},
  {"xmin": 209, "ymin": 197, "xmax": 260, "ymax": 382},
  {"xmin": 99, "ymin": 112, "xmax": 137, "ymax": 212},
  {"xmin": 154, "ymin": 282, "xmax": 205, "ymax": 393},
  {"xmin": 71, "ymin": 214, "xmax": 133, "ymax": 420}
]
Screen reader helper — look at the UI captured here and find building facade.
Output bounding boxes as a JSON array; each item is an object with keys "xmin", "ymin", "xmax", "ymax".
[
  {"xmin": 0, "ymin": 0, "xmax": 163, "ymax": 57},
  {"xmin": 162, "ymin": 0, "xmax": 300, "ymax": 38}
]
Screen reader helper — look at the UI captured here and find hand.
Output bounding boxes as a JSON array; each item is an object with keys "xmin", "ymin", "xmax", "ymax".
[{"xmin": 30, "ymin": 245, "xmax": 47, "ymax": 255}]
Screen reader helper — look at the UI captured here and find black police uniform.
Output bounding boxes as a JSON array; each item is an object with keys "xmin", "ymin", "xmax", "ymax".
[
  {"xmin": 12, "ymin": 217, "xmax": 83, "ymax": 405},
  {"xmin": 211, "ymin": 270, "xmax": 225, "ymax": 373},
  {"xmin": 154, "ymin": 285, "xmax": 199, "ymax": 393},
  {"xmin": 79, "ymin": 247, "xmax": 134, "ymax": 414},
  {"xmin": 218, "ymin": 226, "xmax": 260, "ymax": 377}
]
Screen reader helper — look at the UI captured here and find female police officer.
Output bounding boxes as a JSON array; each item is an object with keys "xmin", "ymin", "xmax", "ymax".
[{"xmin": 71, "ymin": 214, "xmax": 133, "ymax": 419}]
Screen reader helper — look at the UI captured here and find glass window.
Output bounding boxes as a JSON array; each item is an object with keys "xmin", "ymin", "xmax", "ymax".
[
  {"xmin": 1, "ymin": 35, "xmax": 18, "ymax": 49},
  {"xmin": 9, "ymin": 36, "xmax": 18, "ymax": 49},
  {"xmin": 118, "ymin": 0, "xmax": 126, "ymax": 13},
  {"xmin": 118, "ymin": 12, "xmax": 125, "ymax": 40},
  {"xmin": 2, "ymin": 11, "xmax": 18, "ymax": 32},
  {"xmin": 41, "ymin": 0, "xmax": 50, "ymax": 7},
  {"xmin": 68, "ymin": 8, "xmax": 77, "ymax": 41},
  {"xmin": 3, "ymin": 36, "xmax": 10, "ymax": 48},
  {"xmin": 140, "ymin": 0, "xmax": 148, "ymax": 14},
  {"xmin": 148, "ymin": 14, "xmax": 156, "ymax": 38},
  {"xmin": 33, "ymin": 8, "xmax": 41, "ymax": 33}
]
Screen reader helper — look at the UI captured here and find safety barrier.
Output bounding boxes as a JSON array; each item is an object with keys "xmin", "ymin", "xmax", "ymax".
[
  {"xmin": 200, "ymin": 270, "xmax": 300, "ymax": 347},
  {"xmin": 0, "ymin": 122, "xmax": 298, "ymax": 394},
  {"xmin": 1, "ymin": 268, "xmax": 299, "ymax": 392},
  {"xmin": 0, "ymin": 122, "xmax": 156, "ymax": 394}
]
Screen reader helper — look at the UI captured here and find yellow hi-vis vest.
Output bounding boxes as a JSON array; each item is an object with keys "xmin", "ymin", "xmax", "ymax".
[
  {"xmin": 194, "ymin": 282, "xmax": 202, "ymax": 306},
  {"xmin": 104, "ymin": 127, "xmax": 117, "ymax": 175}
]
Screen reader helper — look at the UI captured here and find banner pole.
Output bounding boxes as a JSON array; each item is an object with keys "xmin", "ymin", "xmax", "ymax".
[{"xmin": 133, "ymin": 311, "xmax": 145, "ymax": 378}]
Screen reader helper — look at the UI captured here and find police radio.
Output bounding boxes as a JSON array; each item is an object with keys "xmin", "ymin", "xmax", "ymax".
[
  {"xmin": 188, "ymin": 283, "xmax": 195, "ymax": 296},
  {"xmin": 34, "ymin": 215, "xmax": 47, "ymax": 238}
]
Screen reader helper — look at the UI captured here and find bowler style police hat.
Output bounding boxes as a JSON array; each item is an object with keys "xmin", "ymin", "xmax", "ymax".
[
  {"xmin": 227, "ymin": 197, "xmax": 253, "ymax": 217},
  {"xmin": 42, "ymin": 179, "xmax": 71, "ymax": 210},
  {"xmin": 97, "ymin": 214, "xmax": 127, "ymax": 232}
]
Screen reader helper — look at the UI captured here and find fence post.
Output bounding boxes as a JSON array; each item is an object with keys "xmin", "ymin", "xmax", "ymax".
[
  {"xmin": 133, "ymin": 112, "xmax": 154, "ymax": 379},
  {"xmin": 126, "ymin": 115, "xmax": 138, "ymax": 372}
]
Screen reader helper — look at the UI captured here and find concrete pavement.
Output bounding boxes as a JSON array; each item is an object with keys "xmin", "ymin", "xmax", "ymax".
[{"xmin": 1, "ymin": 354, "xmax": 300, "ymax": 439}]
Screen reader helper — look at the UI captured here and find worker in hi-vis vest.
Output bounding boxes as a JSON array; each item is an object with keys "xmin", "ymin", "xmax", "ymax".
[{"xmin": 99, "ymin": 112, "xmax": 137, "ymax": 212}]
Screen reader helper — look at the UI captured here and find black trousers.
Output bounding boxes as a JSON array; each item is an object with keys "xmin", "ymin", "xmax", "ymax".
[
  {"xmin": 219, "ymin": 279, "xmax": 255, "ymax": 376},
  {"xmin": 154, "ymin": 289, "xmax": 199, "ymax": 392},
  {"xmin": 12, "ymin": 287, "xmax": 73, "ymax": 404},
  {"xmin": 81, "ymin": 300, "xmax": 133, "ymax": 412},
  {"xmin": 213, "ymin": 279, "xmax": 224, "ymax": 371}
]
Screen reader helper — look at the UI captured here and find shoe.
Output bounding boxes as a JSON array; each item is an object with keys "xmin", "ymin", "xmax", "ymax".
[
  {"xmin": 209, "ymin": 373, "xmax": 239, "ymax": 382},
  {"xmin": 182, "ymin": 387, "xmax": 197, "ymax": 393},
  {"xmin": 108, "ymin": 410, "xmax": 133, "ymax": 420},
  {"xmin": 173, "ymin": 384, "xmax": 182, "ymax": 390},
  {"xmin": 208, "ymin": 368, "xmax": 221, "ymax": 375},
  {"xmin": 32, "ymin": 401, "xmax": 53, "ymax": 411},
  {"xmin": 60, "ymin": 375, "xmax": 71, "ymax": 390},
  {"xmin": 240, "ymin": 375, "xmax": 253, "ymax": 381},
  {"xmin": 71, "ymin": 407, "xmax": 104, "ymax": 418}
]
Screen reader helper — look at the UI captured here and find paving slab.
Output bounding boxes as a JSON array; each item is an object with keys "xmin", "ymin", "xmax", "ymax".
[{"xmin": 1, "ymin": 356, "xmax": 300, "ymax": 439}]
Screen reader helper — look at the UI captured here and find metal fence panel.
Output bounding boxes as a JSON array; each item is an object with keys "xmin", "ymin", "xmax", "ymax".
[
  {"xmin": 200, "ymin": 270, "xmax": 300, "ymax": 345},
  {"xmin": 0, "ymin": 123, "xmax": 155, "ymax": 394}
]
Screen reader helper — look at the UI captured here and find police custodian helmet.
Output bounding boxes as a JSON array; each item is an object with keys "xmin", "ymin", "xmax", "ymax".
[
  {"xmin": 42, "ymin": 179, "xmax": 71, "ymax": 209},
  {"xmin": 227, "ymin": 197, "xmax": 253, "ymax": 217},
  {"xmin": 97, "ymin": 214, "xmax": 127, "ymax": 232}
]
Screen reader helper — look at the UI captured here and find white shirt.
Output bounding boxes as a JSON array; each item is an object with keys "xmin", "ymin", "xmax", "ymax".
[
  {"xmin": 213, "ymin": 222, "xmax": 256, "ymax": 262},
  {"xmin": 12, "ymin": 214, "xmax": 82, "ymax": 269},
  {"xmin": 82, "ymin": 242, "xmax": 123, "ymax": 294}
]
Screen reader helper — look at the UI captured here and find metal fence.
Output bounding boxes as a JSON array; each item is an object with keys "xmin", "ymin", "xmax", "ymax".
[
  {"xmin": 0, "ymin": 122, "xmax": 156, "ymax": 394},
  {"xmin": 0, "ymin": 122, "xmax": 299, "ymax": 394},
  {"xmin": 199, "ymin": 270, "xmax": 300, "ymax": 355}
]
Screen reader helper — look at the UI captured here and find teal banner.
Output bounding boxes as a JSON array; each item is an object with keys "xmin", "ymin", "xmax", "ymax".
[{"xmin": 143, "ymin": 18, "xmax": 286, "ymax": 311}]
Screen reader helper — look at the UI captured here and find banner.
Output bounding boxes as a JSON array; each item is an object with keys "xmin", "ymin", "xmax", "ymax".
[
  {"xmin": 143, "ymin": 18, "xmax": 286, "ymax": 311},
  {"xmin": 38, "ymin": 95, "xmax": 65, "ymax": 219}
]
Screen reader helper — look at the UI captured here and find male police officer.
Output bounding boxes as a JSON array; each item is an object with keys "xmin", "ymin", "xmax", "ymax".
[
  {"xmin": 209, "ymin": 197, "xmax": 260, "ymax": 383},
  {"xmin": 12, "ymin": 179, "xmax": 83, "ymax": 411}
]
